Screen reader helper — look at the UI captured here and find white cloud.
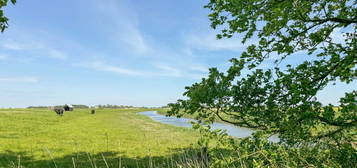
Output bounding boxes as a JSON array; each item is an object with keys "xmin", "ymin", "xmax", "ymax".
[{"xmin": 0, "ymin": 77, "xmax": 40, "ymax": 83}]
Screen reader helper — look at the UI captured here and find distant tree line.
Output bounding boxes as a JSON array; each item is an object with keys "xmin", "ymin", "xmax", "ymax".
[
  {"xmin": 27, "ymin": 104, "xmax": 161, "ymax": 109},
  {"xmin": 95, "ymin": 104, "xmax": 135, "ymax": 109},
  {"xmin": 27, "ymin": 104, "xmax": 90, "ymax": 109},
  {"xmin": 71, "ymin": 104, "xmax": 89, "ymax": 109},
  {"xmin": 26, "ymin": 106, "xmax": 48, "ymax": 109}
]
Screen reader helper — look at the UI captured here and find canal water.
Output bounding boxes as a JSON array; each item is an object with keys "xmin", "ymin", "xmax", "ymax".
[{"xmin": 139, "ymin": 111, "xmax": 279, "ymax": 142}]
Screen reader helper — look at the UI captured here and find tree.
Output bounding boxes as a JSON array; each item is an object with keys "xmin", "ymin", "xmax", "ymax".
[
  {"xmin": 169, "ymin": 0, "xmax": 356, "ymax": 166},
  {"xmin": 0, "ymin": 0, "xmax": 16, "ymax": 32}
]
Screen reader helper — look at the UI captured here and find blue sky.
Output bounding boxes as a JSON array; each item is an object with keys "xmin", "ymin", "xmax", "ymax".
[{"xmin": 0, "ymin": 0, "xmax": 355, "ymax": 108}]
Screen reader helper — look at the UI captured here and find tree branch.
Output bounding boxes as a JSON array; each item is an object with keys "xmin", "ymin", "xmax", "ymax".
[
  {"xmin": 316, "ymin": 116, "xmax": 357, "ymax": 127},
  {"xmin": 214, "ymin": 107, "xmax": 267, "ymax": 130},
  {"xmin": 306, "ymin": 17, "xmax": 357, "ymax": 24}
]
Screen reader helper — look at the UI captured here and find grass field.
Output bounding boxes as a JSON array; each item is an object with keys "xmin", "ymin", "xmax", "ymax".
[{"xmin": 0, "ymin": 108, "xmax": 200, "ymax": 168}]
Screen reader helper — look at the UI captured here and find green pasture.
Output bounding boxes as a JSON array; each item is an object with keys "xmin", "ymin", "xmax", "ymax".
[{"xmin": 0, "ymin": 108, "xmax": 199, "ymax": 167}]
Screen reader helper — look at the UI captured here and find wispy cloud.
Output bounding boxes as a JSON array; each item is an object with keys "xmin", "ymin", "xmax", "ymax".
[
  {"xmin": 76, "ymin": 60, "xmax": 207, "ymax": 80},
  {"xmin": 76, "ymin": 61, "xmax": 145, "ymax": 76},
  {"xmin": 118, "ymin": 26, "xmax": 150, "ymax": 55},
  {"xmin": 189, "ymin": 64, "xmax": 209, "ymax": 73},
  {"xmin": 2, "ymin": 43, "xmax": 25, "ymax": 50},
  {"xmin": 0, "ymin": 54, "xmax": 8, "ymax": 60},
  {"xmin": 1, "ymin": 40, "xmax": 43, "ymax": 51},
  {"xmin": 2, "ymin": 0, "xmax": 210, "ymax": 81},
  {"xmin": 184, "ymin": 31, "xmax": 251, "ymax": 51},
  {"xmin": 153, "ymin": 63, "xmax": 207, "ymax": 79},
  {"xmin": 91, "ymin": 0, "xmax": 151, "ymax": 55},
  {"xmin": 1, "ymin": 36, "xmax": 69, "ymax": 61},
  {"xmin": 0, "ymin": 77, "xmax": 40, "ymax": 83},
  {"xmin": 155, "ymin": 64, "xmax": 183, "ymax": 77}
]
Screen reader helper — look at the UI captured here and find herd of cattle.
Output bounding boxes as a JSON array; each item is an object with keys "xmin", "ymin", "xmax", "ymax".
[{"xmin": 50, "ymin": 104, "xmax": 95, "ymax": 116}]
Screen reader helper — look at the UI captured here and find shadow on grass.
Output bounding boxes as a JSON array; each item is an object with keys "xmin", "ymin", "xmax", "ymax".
[{"xmin": 0, "ymin": 147, "xmax": 216, "ymax": 168}]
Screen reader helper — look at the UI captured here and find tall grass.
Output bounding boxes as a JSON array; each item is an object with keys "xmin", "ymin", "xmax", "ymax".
[{"xmin": 3, "ymin": 148, "xmax": 213, "ymax": 168}]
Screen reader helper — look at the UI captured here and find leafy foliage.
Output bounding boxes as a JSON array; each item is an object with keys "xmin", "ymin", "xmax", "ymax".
[
  {"xmin": 0, "ymin": 0, "xmax": 16, "ymax": 32},
  {"xmin": 169, "ymin": 0, "xmax": 356, "ymax": 167}
]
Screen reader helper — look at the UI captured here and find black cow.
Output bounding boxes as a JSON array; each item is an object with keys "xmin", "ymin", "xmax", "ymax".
[
  {"xmin": 54, "ymin": 108, "xmax": 64, "ymax": 116},
  {"xmin": 64, "ymin": 104, "xmax": 70, "ymax": 111}
]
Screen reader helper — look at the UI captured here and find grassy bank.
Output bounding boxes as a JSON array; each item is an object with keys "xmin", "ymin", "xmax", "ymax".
[{"xmin": 0, "ymin": 108, "xmax": 200, "ymax": 167}]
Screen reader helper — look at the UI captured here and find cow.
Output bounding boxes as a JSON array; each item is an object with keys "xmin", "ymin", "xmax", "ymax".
[
  {"xmin": 64, "ymin": 104, "xmax": 70, "ymax": 111},
  {"xmin": 50, "ymin": 107, "xmax": 64, "ymax": 116},
  {"xmin": 64, "ymin": 104, "xmax": 74, "ymax": 111},
  {"xmin": 54, "ymin": 108, "xmax": 64, "ymax": 116}
]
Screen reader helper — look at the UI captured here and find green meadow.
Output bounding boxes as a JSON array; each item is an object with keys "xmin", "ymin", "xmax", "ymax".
[{"xmin": 0, "ymin": 108, "xmax": 200, "ymax": 168}]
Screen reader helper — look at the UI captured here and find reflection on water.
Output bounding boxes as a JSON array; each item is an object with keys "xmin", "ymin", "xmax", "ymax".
[{"xmin": 139, "ymin": 111, "xmax": 279, "ymax": 142}]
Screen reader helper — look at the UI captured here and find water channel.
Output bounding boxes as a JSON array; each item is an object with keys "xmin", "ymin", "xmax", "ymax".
[{"xmin": 139, "ymin": 111, "xmax": 279, "ymax": 142}]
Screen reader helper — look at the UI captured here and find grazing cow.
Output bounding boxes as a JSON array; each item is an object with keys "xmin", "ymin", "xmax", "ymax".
[
  {"xmin": 63, "ymin": 104, "xmax": 74, "ymax": 111},
  {"xmin": 64, "ymin": 104, "xmax": 70, "ymax": 111},
  {"xmin": 50, "ymin": 107, "xmax": 64, "ymax": 116}
]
